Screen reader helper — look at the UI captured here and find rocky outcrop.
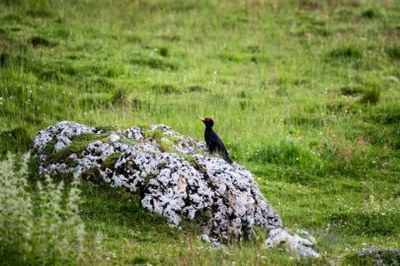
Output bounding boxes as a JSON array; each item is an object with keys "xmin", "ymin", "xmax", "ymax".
[{"xmin": 32, "ymin": 121, "xmax": 319, "ymax": 257}]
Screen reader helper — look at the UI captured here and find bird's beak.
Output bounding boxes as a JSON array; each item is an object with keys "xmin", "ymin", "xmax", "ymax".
[{"xmin": 196, "ymin": 116, "xmax": 205, "ymax": 121}]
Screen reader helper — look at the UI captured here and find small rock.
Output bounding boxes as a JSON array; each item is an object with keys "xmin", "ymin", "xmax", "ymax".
[
  {"xmin": 358, "ymin": 248, "xmax": 400, "ymax": 265},
  {"xmin": 265, "ymin": 228, "xmax": 320, "ymax": 257}
]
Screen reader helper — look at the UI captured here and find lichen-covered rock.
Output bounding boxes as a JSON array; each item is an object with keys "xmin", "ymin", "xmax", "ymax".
[
  {"xmin": 265, "ymin": 228, "xmax": 320, "ymax": 257},
  {"xmin": 32, "ymin": 121, "xmax": 319, "ymax": 256},
  {"xmin": 358, "ymin": 248, "xmax": 400, "ymax": 265}
]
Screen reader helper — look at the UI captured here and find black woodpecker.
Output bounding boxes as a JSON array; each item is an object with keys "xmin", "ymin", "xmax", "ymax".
[{"xmin": 197, "ymin": 116, "xmax": 233, "ymax": 164}]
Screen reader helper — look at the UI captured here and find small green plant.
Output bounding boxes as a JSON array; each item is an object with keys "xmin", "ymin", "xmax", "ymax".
[
  {"xmin": 0, "ymin": 154, "xmax": 102, "ymax": 265},
  {"xmin": 102, "ymin": 152, "xmax": 122, "ymax": 169},
  {"xmin": 360, "ymin": 86, "xmax": 381, "ymax": 105},
  {"xmin": 385, "ymin": 45, "xmax": 400, "ymax": 60},
  {"xmin": 46, "ymin": 132, "xmax": 108, "ymax": 164},
  {"xmin": 182, "ymin": 154, "xmax": 196, "ymax": 166},
  {"xmin": 111, "ymin": 88, "xmax": 130, "ymax": 106},
  {"xmin": 152, "ymin": 83, "xmax": 179, "ymax": 94},
  {"xmin": 42, "ymin": 139, "xmax": 57, "ymax": 155},
  {"xmin": 328, "ymin": 46, "xmax": 363, "ymax": 60},
  {"xmin": 340, "ymin": 85, "xmax": 364, "ymax": 96},
  {"xmin": 159, "ymin": 137, "xmax": 173, "ymax": 152},
  {"xmin": 158, "ymin": 47, "xmax": 169, "ymax": 57},
  {"xmin": 129, "ymin": 53, "xmax": 178, "ymax": 71},
  {"xmin": 361, "ymin": 7, "xmax": 383, "ymax": 19},
  {"xmin": 145, "ymin": 128, "xmax": 164, "ymax": 140},
  {"xmin": 27, "ymin": 36, "xmax": 56, "ymax": 47}
]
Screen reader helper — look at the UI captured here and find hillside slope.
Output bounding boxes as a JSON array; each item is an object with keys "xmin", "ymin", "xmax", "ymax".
[{"xmin": 0, "ymin": 0, "xmax": 399, "ymax": 264}]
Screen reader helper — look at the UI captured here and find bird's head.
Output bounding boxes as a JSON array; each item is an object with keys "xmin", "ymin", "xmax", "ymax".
[{"xmin": 197, "ymin": 116, "xmax": 214, "ymax": 128}]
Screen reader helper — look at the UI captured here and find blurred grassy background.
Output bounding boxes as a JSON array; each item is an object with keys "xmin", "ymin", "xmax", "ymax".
[{"xmin": 0, "ymin": 0, "xmax": 399, "ymax": 264}]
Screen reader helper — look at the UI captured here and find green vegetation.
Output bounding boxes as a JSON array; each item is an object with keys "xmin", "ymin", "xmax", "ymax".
[
  {"xmin": 0, "ymin": 154, "xmax": 101, "ymax": 265},
  {"xmin": 0, "ymin": 0, "xmax": 399, "ymax": 264},
  {"xmin": 101, "ymin": 152, "xmax": 123, "ymax": 170}
]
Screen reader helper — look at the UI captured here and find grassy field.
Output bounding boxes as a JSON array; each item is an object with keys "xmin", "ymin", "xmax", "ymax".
[{"xmin": 1, "ymin": 0, "xmax": 400, "ymax": 264}]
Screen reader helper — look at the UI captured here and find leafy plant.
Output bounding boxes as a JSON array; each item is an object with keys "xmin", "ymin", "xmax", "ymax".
[{"xmin": 0, "ymin": 154, "xmax": 102, "ymax": 265}]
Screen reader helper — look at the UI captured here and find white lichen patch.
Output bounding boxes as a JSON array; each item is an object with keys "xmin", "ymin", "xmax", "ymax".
[
  {"xmin": 33, "ymin": 121, "xmax": 97, "ymax": 155},
  {"xmin": 32, "ymin": 121, "xmax": 319, "ymax": 257}
]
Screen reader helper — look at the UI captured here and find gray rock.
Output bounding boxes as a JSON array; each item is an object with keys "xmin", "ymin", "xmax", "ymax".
[
  {"xmin": 265, "ymin": 228, "xmax": 320, "ymax": 257},
  {"xmin": 358, "ymin": 248, "xmax": 400, "ymax": 266},
  {"xmin": 32, "ymin": 121, "xmax": 319, "ymax": 257}
]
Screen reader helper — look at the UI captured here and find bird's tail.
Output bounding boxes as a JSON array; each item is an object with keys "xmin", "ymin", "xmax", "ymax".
[{"xmin": 219, "ymin": 148, "xmax": 233, "ymax": 164}]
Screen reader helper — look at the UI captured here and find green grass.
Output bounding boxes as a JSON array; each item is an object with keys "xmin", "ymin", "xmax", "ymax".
[{"xmin": 1, "ymin": 0, "xmax": 399, "ymax": 264}]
